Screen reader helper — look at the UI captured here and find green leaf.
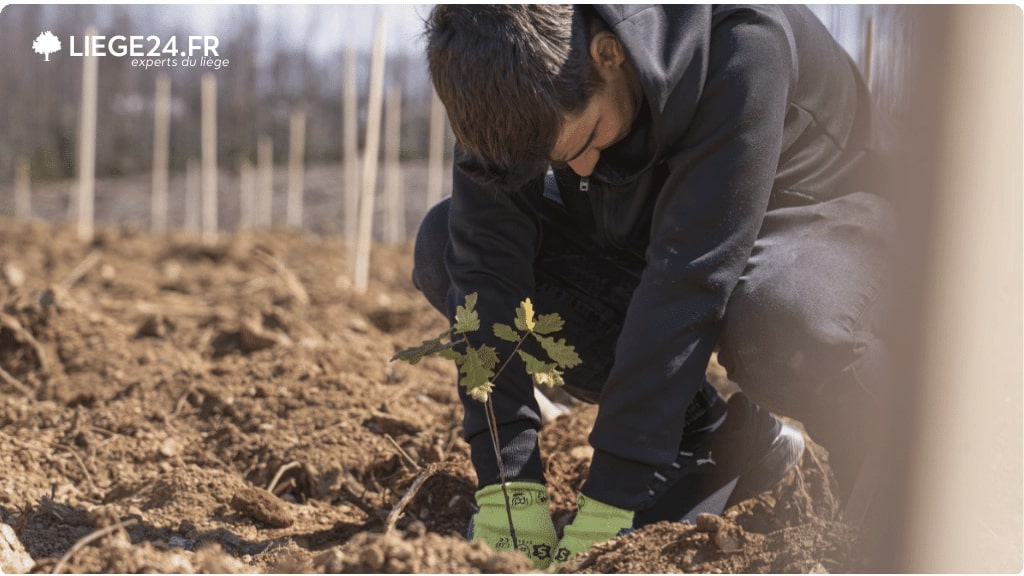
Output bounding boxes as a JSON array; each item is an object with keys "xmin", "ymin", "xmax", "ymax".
[
  {"xmin": 517, "ymin": 350, "xmax": 557, "ymax": 375},
  {"xmin": 390, "ymin": 330, "xmax": 454, "ymax": 365},
  {"xmin": 437, "ymin": 347, "xmax": 465, "ymax": 363},
  {"xmin": 532, "ymin": 313, "xmax": 564, "ymax": 335},
  {"xmin": 514, "ymin": 298, "xmax": 536, "ymax": 332},
  {"xmin": 492, "ymin": 323, "xmax": 521, "ymax": 343},
  {"xmin": 534, "ymin": 334, "xmax": 582, "ymax": 369},
  {"xmin": 459, "ymin": 346, "xmax": 495, "ymax": 391},
  {"xmin": 454, "ymin": 293, "xmax": 481, "ymax": 334},
  {"xmin": 477, "ymin": 344, "xmax": 500, "ymax": 371}
]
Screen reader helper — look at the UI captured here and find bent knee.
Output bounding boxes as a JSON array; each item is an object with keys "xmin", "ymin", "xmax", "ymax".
[
  {"xmin": 719, "ymin": 289, "xmax": 858, "ymax": 401},
  {"xmin": 412, "ymin": 199, "xmax": 451, "ymax": 314}
]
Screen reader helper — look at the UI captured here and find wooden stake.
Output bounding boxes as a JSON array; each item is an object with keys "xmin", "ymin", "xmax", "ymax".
[
  {"xmin": 257, "ymin": 135, "xmax": 273, "ymax": 228},
  {"xmin": 286, "ymin": 109, "xmax": 306, "ymax": 229},
  {"xmin": 77, "ymin": 25, "xmax": 98, "ymax": 243},
  {"xmin": 864, "ymin": 17, "xmax": 875, "ymax": 92},
  {"xmin": 343, "ymin": 46, "xmax": 360, "ymax": 248},
  {"xmin": 426, "ymin": 87, "xmax": 447, "ymax": 209},
  {"xmin": 151, "ymin": 73, "xmax": 171, "ymax": 234},
  {"xmin": 201, "ymin": 73, "xmax": 218, "ymax": 244},
  {"xmin": 184, "ymin": 158, "xmax": 200, "ymax": 233},
  {"xmin": 238, "ymin": 156, "xmax": 255, "ymax": 231},
  {"xmin": 384, "ymin": 85, "xmax": 406, "ymax": 244},
  {"xmin": 353, "ymin": 14, "xmax": 386, "ymax": 293},
  {"xmin": 13, "ymin": 155, "xmax": 30, "ymax": 220}
]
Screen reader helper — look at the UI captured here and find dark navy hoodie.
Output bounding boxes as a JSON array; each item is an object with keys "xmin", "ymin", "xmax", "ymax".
[{"xmin": 444, "ymin": 5, "xmax": 883, "ymax": 510}]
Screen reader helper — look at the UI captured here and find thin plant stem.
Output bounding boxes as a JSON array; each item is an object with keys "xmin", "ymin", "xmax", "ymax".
[
  {"xmin": 479, "ymin": 332, "xmax": 530, "ymax": 551},
  {"xmin": 494, "ymin": 334, "xmax": 529, "ymax": 382},
  {"xmin": 486, "ymin": 397, "xmax": 518, "ymax": 550}
]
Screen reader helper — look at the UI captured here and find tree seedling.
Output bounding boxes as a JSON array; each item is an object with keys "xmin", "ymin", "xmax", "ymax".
[{"xmin": 392, "ymin": 292, "xmax": 581, "ymax": 550}]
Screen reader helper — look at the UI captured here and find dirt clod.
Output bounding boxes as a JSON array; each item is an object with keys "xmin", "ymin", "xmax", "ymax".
[{"xmin": 230, "ymin": 486, "xmax": 295, "ymax": 528}]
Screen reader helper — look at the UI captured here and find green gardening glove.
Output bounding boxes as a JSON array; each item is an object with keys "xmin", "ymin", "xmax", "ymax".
[
  {"xmin": 552, "ymin": 493, "xmax": 634, "ymax": 565},
  {"xmin": 470, "ymin": 481, "xmax": 558, "ymax": 569}
]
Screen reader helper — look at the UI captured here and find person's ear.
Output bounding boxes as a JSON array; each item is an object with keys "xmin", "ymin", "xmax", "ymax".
[{"xmin": 589, "ymin": 31, "xmax": 626, "ymax": 70}]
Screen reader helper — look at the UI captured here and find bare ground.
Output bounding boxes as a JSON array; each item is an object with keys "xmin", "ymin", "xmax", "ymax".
[{"xmin": 0, "ymin": 218, "xmax": 865, "ymax": 573}]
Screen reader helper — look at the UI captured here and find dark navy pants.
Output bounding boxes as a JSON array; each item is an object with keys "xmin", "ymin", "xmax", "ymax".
[{"xmin": 413, "ymin": 177, "xmax": 893, "ymax": 492}]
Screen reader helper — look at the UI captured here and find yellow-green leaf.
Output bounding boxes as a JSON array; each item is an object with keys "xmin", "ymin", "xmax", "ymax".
[
  {"xmin": 459, "ymin": 346, "xmax": 494, "ymax": 391},
  {"xmin": 533, "ymin": 313, "xmax": 564, "ymax": 335},
  {"xmin": 492, "ymin": 323, "xmax": 520, "ymax": 343},
  {"xmin": 517, "ymin": 350, "xmax": 556, "ymax": 375},
  {"xmin": 534, "ymin": 334, "xmax": 582, "ymax": 369},
  {"xmin": 454, "ymin": 292, "xmax": 481, "ymax": 334},
  {"xmin": 390, "ymin": 330, "xmax": 454, "ymax": 365},
  {"xmin": 514, "ymin": 298, "xmax": 536, "ymax": 332},
  {"xmin": 438, "ymin": 347, "xmax": 464, "ymax": 363}
]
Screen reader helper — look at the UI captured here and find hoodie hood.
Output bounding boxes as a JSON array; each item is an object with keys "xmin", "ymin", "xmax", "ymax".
[{"xmin": 591, "ymin": 5, "xmax": 714, "ymax": 184}]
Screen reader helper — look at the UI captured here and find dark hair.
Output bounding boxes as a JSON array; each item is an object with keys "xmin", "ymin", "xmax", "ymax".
[{"xmin": 425, "ymin": 5, "xmax": 605, "ymax": 190}]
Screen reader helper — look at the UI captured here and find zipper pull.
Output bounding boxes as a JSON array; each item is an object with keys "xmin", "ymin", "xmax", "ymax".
[{"xmin": 579, "ymin": 177, "xmax": 590, "ymax": 192}]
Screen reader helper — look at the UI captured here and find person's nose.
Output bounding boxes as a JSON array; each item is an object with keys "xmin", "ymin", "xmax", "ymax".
[{"xmin": 568, "ymin": 149, "xmax": 599, "ymax": 177}]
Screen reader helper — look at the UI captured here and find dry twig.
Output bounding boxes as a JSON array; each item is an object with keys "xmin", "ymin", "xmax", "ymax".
[
  {"xmin": 253, "ymin": 248, "xmax": 310, "ymax": 306},
  {"xmin": 383, "ymin": 464, "xmax": 437, "ymax": 535},
  {"xmin": 0, "ymin": 364, "xmax": 33, "ymax": 397},
  {"xmin": 383, "ymin": 434, "xmax": 421, "ymax": 471},
  {"xmin": 53, "ymin": 444, "xmax": 99, "ymax": 495},
  {"xmin": 266, "ymin": 460, "xmax": 301, "ymax": 494},
  {"xmin": 58, "ymin": 250, "xmax": 101, "ymax": 291},
  {"xmin": 0, "ymin": 312, "xmax": 50, "ymax": 374},
  {"xmin": 51, "ymin": 517, "xmax": 138, "ymax": 574}
]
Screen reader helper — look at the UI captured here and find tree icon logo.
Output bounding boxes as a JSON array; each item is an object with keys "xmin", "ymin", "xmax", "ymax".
[{"xmin": 33, "ymin": 31, "xmax": 62, "ymax": 61}]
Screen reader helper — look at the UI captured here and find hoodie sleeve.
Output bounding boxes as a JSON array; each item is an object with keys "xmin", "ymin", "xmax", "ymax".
[
  {"xmin": 445, "ymin": 157, "xmax": 549, "ymax": 486},
  {"xmin": 583, "ymin": 8, "xmax": 795, "ymax": 509}
]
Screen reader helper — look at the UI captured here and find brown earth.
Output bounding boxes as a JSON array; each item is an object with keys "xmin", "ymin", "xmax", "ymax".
[{"xmin": 0, "ymin": 218, "xmax": 866, "ymax": 573}]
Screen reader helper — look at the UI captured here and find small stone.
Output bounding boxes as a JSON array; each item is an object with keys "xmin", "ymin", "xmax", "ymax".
[
  {"xmin": 0, "ymin": 523, "xmax": 34, "ymax": 574},
  {"xmin": 100, "ymin": 263, "xmax": 116, "ymax": 281},
  {"xmin": 2, "ymin": 263, "xmax": 24, "ymax": 287},
  {"xmin": 159, "ymin": 437, "xmax": 180, "ymax": 458},
  {"xmin": 713, "ymin": 529, "xmax": 742, "ymax": 552},
  {"xmin": 137, "ymin": 315, "xmax": 168, "ymax": 338},
  {"xmin": 406, "ymin": 520, "xmax": 427, "ymax": 537},
  {"xmin": 359, "ymin": 545, "xmax": 386, "ymax": 571},
  {"xmin": 168, "ymin": 535, "xmax": 195, "ymax": 550},
  {"xmin": 348, "ymin": 318, "xmax": 370, "ymax": 334},
  {"xmin": 696, "ymin": 513, "xmax": 725, "ymax": 532}
]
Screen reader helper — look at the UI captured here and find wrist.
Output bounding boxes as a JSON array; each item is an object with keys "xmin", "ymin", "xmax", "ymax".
[
  {"xmin": 582, "ymin": 448, "xmax": 658, "ymax": 510},
  {"xmin": 475, "ymin": 480, "xmax": 547, "ymax": 500},
  {"xmin": 469, "ymin": 422, "xmax": 545, "ymax": 487},
  {"xmin": 574, "ymin": 493, "xmax": 634, "ymax": 525}
]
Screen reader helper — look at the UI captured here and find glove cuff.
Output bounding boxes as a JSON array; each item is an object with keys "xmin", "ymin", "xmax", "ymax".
[
  {"xmin": 469, "ymin": 422, "xmax": 545, "ymax": 487},
  {"xmin": 476, "ymin": 481, "xmax": 548, "ymax": 502},
  {"xmin": 575, "ymin": 493, "xmax": 633, "ymax": 531}
]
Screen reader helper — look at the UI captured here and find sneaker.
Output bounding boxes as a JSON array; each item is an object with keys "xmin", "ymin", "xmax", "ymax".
[{"xmin": 633, "ymin": 393, "xmax": 805, "ymax": 527}]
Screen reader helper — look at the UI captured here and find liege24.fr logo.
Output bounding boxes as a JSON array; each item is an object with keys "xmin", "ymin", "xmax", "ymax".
[{"xmin": 32, "ymin": 31, "xmax": 229, "ymax": 69}]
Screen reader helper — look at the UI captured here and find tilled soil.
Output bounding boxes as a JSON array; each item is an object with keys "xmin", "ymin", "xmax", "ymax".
[{"xmin": 0, "ymin": 219, "xmax": 865, "ymax": 573}]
